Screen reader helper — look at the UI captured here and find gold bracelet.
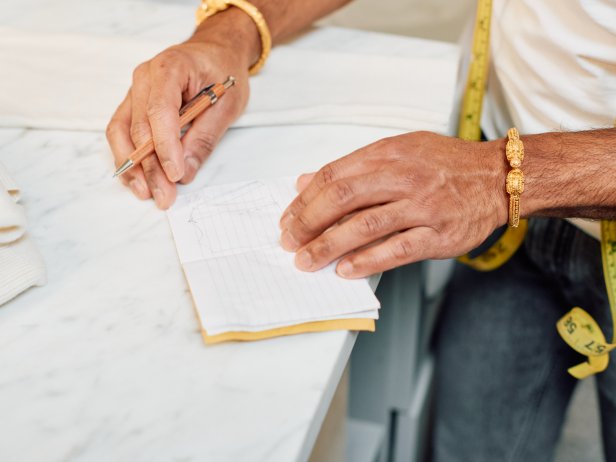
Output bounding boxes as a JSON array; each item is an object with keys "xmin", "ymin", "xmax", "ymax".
[
  {"xmin": 505, "ymin": 127, "xmax": 525, "ymax": 227},
  {"xmin": 196, "ymin": 0, "xmax": 272, "ymax": 75}
]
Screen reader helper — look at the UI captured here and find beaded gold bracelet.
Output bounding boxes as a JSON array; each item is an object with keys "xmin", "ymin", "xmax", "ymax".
[{"xmin": 505, "ymin": 128, "xmax": 525, "ymax": 227}]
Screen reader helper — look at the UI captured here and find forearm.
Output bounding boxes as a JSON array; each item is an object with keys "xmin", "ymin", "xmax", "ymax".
[
  {"xmin": 490, "ymin": 128, "xmax": 616, "ymax": 221},
  {"xmin": 190, "ymin": 0, "xmax": 351, "ymax": 69}
]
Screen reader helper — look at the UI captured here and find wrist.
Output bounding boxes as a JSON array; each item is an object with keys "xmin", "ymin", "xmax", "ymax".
[
  {"xmin": 502, "ymin": 131, "xmax": 574, "ymax": 219},
  {"xmin": 479, "ymin": 138, "xmax": 510, "ymax": 227},
  {"xmin": 189, "ymin": 7, "xmax": 261, "ymax": 71},
  {"xmin": 481, "ymin": 128, "xmax": 616, "ymax": 223},
  {"xmin": 518, "ymin": 131, "xmax": 570, "ymax": 218}
]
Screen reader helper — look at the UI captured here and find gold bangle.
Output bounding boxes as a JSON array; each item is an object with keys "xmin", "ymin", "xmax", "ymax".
[
  {"xmin": 505, "ymin": 127, "xmax": 525, "ymax": 227},
  {"xmin": 196, "ymin": 0, "xmax": 272, "ymax": 75}
]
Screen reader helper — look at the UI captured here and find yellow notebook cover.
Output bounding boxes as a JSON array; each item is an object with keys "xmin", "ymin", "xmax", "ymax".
[{"xmin": 202, "ymin": 318, "xmax": 376, "ymax": 344}]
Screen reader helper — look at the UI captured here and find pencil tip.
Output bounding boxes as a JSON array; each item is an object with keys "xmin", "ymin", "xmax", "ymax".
[{"xmin": 113, "ymin": 159, "xmax": 134, "ymax": 178}]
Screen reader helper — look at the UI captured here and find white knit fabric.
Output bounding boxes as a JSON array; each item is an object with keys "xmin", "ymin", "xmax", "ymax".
[
  {"xmin": 0, "ymin": 27, "xmax": 458, "ymax": 134},
  {"xmin": 0, "ymin": 162, "xmax": 46, "ymax": 306}
]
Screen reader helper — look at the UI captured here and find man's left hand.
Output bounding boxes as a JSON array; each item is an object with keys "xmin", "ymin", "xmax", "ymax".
[{"xmin": 279, "ymin": 131, "xmax": 509, "ymax": 278}]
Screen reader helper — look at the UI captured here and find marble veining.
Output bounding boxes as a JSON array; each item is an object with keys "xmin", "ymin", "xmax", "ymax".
[
  {"xmin": 0, "ymin": 124, "xmax": 398, "ymax": 462},
  {"xmin": 0, "ymin": 1, "xmax": 457, "ymax": 459}
]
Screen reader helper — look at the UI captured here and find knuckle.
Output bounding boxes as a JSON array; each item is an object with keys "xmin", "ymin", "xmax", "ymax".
[
  {"xmin": 132, "ymin": 63, "xmax": 148, "ymax": 81},
  {"xmin": 288, "ymin": 195, "xmax": 307, "ymax": 217},
  {"xmin": 391, "ymin": 238, "xmax": 415, "ymax": 261},
  {"xmin": 162, "ymin": 47, "xmax": 185, "ymax": 61},
  {"xmin": 105, "ymin": 119, "xmax": 121, "ymax": 141},
  {"xmin": 311, "ymin": 238, "xmax": 332, "ymax": 259},
  {"xmin": 130, "ymin": 121, "xmax": 151, "ymax": 144},
  {"xmin": 190, "ymin": 133, "xmax": 218, "ymax": 157},
  {"xmin": 328, "ymin": 180, "xmax": 354, "ymax": 207},
  {"xmin": 146, "ymin": 101, "xmax": 167, "ymax": 120},
  {"xmin": 295, "ymin": 194, "xmax": 307, "ymax": 209},
  {"xmin": 399, "ymin": 168, "xmax": 416, "ymax": 187},
  {"xmin": 152, "ymin": 49, "xmax": 186, "ymax": 76},
  {"xmin": 141, "ymin": 158, "xmax": 158, "ymax": 178},
  {"xmin": 153, "ymin": 49, "xmax": 178, "ymax": 65},
  {"xmin": 373, "ymin": 137, "xmax": 392, "ymax": 151},
  {"xmin": 385, "ymin": 138, "xmax": 405, "ymax": 159},
  {"xmin": 357, "ymin": 212, "xmax": 386, "ymax": 237},
  {"xmin": 294, "ymin": 212, "xmax": 313, "ymax": 234},
  {"xmin": 414, "ymin": 130, "xmax": 432, "ymax": 141},
  {"xmin": 419, "ymin": 205, "xmax": 435, "ymax": 225},
  {"xmin": 317, "ymin": 164, "xmax": 337, "ymax": 188}
]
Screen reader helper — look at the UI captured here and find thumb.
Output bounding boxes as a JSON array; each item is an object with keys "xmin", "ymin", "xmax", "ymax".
[{"xmin": 180, "ymin": 88, "xmax": 242, "ymax": 184}]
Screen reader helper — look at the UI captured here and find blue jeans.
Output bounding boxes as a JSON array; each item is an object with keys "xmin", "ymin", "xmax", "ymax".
[{"xmin": 433, "ymin": 218, "xmax": 616, "ymax": 462}]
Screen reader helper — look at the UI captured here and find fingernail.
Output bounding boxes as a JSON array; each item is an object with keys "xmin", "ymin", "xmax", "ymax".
[
  {"xmin": 129, "ymin": 179, "xmax": 146, "ymax": 198},
  {"xmin": 280, "ymin": 229, "xmax": 300, "ymax": 251},
  {"xmin": 185, "ymin": 156, "xmax": 200, "ymax": 173},
  {"xmin": 295, "ymin": 250, "xmax": 313, "ymax": 270},
  {"xmin": 337, "ymin": 260, "xmax": 354, "ymax": 278},
  {"xmin": 163, "ymin": 160, "xmax": 180, "ymax": 182},
  {"xmin": 152, "ymin": 188, "xmax": 165, "ymax": 207},
  {"xmin": 279, "ymin": 211, "xmax": 294, "ymax": 229}
]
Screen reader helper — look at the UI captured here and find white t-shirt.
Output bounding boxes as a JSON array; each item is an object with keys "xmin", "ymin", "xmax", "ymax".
[{"xmin": 482, "ymin": 0, "xmax": 616, "ymax": 239}]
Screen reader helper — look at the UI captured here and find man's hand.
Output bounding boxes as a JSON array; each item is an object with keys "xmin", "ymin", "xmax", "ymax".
[
  {"xmin": 106, "ymin": 24, "xmax": 252, "ymax": 209},
  {"xmin": 279, "ymin": 131, "xmax": 509, "ymax": 278},
  {"xmin": 105, "ymin": 0, "xmax": 352, "ymax": 210}
]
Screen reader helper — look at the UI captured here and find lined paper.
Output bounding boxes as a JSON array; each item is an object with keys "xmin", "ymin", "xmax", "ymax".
[{"xmin": 167, "ymin": 177, "xmax": 380, "ymax": 336}]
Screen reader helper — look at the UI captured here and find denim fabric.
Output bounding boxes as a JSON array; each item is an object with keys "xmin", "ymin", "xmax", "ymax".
[{"xmin": 433, "ymin": 218, "xmax": 616, "ymax": 462}]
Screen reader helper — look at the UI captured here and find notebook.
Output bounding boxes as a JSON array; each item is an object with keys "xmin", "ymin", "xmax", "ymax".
[{"xmin": 167, "ymin": 177, "xmax": 381, "ymax": 344}]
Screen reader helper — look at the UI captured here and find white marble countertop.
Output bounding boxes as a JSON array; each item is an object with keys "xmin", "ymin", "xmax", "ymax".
[
  {"xmin": 0, "ymin": 124, "xmax": 401, "ymax": 462},
  {"xmin": 0, "ymin": 1, "xmax": 459, "ymax": 460}
]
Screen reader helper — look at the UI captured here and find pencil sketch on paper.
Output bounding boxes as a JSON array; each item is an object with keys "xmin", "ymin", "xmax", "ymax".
[
  {"xmin": 184, "ymin": 180, "xmax": 286, "ymax": 260},
  {"xmin": 166, "ymin": 176, "xmax": 381, "ymax": 334}
]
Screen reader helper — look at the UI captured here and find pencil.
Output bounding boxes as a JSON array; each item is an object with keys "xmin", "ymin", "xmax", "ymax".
[{"xmin": 113, "ymin": 75, "xmax": 236, "ymax": 178}]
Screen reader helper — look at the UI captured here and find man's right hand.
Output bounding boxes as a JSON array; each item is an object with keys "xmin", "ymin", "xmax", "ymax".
[
  {"xmin": 106, "ymin": 14, "xmax": 256, "ymax": 209},
  {"xmin": 106, "ymin": 0, "xmax": 354, "ymax": 209}
]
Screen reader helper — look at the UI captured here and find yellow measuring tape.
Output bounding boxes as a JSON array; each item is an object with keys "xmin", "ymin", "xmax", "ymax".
[
  {"xmin": 457, "ymin": 0, "xmax": 529, "ymax": 272},
  {"xmin": 557, "ymin": 221, "xmax": 616, "ymax": 379},
  {"xmin": 457, "ymin": 0, "xmax": 616, "ymax": 378},
  {"xmin": 457, "ymin": 0, "xmax": 492, "ymax": 143}
]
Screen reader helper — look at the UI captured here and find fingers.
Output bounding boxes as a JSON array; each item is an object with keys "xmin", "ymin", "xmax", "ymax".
[
  {"xmin": 129, "ymin": 63, "xmax": 154, "ymax": 149},
  {"xmin": 106, "ymin": 93, "xmax": 150, "ymax": 200},
  {"xmin": 128, "ymin": 64, "xmax": 177, "ymax": 208},
  {"xmin": 107, "ymin": 41, "xmax": 251, "ymax": 207},
  {"xmin": 280, "ymin": 151, "xmax": 375, "ymax": 226},
  {"xmin": 107, "ymin": 72, "xmax": 176, "ymax": 208},
  {"xmin": 336, "ymin": 226, "xmax": 436, "ymax": 279},
  {"xmin": 293, "ymin": 200, "xmax": 418, "ymax": 272},
  {"xmin": 141, "ymin": 154, "xmax": 177, "ymax": 209},
  {"xmin": 179, "ymin": 90, "xmax": 240, "ymax": 184},
  {"xmin": 280, "ymin": 171, "xmax": 401, "ymax": 251},
  {"xmin": 296, "ymin": 173, "xmax": 315, "ymax": 192},
  {"xmin": 146, "ymin": 55, "xmax": 186, "ymax": 182},
  {"xmin": 115, "ymin": 57, "xmax": 186, "ymax": 209}
]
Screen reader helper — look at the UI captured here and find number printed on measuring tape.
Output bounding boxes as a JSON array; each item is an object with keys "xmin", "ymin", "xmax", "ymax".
[{"xmin": 556, "ymin": 221, "xmax": 616, "ymax": 379}]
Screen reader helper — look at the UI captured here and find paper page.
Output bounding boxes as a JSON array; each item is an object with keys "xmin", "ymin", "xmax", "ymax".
[{"xmin": 167, "ymin": 177, "xmax": 380, "ymax": 333}]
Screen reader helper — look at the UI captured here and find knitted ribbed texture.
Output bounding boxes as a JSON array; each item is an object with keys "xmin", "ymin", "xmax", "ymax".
[
  {"xmin": 0, "ymin": 161, "xmax": 46, "ymax": 306},
  {"xmin": 0, "ymin": 184, "xmax": 26, "ymax": 244},
  {"xmin": 0, "ymin": 236, "xmax": 46, "ymax": 305},
  {"xmin": 0, "ymin": 161, "xmax": 19, "ymax": 198}
]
